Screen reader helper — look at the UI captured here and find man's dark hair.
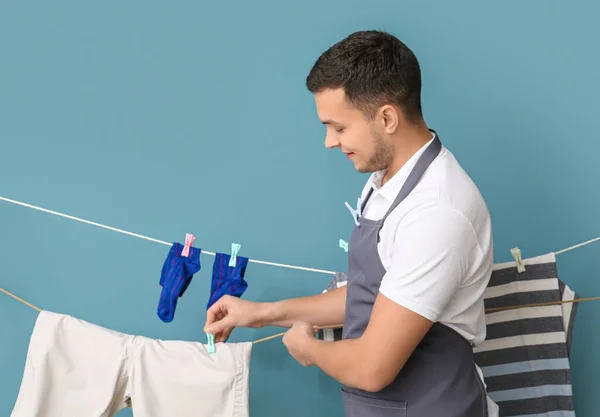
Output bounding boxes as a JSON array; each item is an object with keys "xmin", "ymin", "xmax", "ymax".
[{"xmin": 306, "ymin": 30, "xmax": 423, "ymax": 123}]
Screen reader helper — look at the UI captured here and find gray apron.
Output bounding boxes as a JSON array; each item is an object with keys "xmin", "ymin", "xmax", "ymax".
[{"xmin": 342, "ymin": 132, "xmax": 488, "ymax": 417}]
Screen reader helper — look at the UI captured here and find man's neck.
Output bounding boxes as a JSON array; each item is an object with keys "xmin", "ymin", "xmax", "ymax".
[{"xmin": 380, "ymin": 127, "xmax": 433, "ymax": 186}]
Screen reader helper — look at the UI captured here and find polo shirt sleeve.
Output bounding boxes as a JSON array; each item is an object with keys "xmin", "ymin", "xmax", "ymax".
[{"xmin": 378, "ymin": 203, "xmax": 482, "ymax": 322}]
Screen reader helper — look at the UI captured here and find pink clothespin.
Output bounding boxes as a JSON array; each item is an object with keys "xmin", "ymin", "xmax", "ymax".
[{"xmin": 182, "ymin": 233, "xmax": 195, "ymax": 257}]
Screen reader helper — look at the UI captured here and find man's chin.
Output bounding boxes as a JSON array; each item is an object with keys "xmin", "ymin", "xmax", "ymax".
[{"xmin": 354, "ymin": 165, "xmax": 372, "ymax": 174}]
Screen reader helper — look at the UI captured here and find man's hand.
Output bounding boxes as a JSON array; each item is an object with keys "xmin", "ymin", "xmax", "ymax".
[
  {"xmin": 204, "ymin": 295, "xmax": 270, "ymax": 342},
  {"xmin": 282, "ymin": 321, "xmax": 318, "ymax": 366},
  {"xmin": 204, "ymin": 287, "xmax": 348, "ymax": 343}
]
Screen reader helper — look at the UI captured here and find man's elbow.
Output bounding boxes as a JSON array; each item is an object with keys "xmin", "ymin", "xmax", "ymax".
[{"xmin": 357, "ymin": 368, "xmax": 396, "ymax": 393}]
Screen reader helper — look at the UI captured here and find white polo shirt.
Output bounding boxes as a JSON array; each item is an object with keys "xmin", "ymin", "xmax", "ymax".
[{"xmin": 357, "ymin": 132, "xmax": 498, "ymax": 416}]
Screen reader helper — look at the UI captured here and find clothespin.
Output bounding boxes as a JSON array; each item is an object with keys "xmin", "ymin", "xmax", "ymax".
[
  {"xmin": 339, "ymin": 239, "xmax": 348, "ymax": 252},
  {"xmin": 229, "ymin": 243, "xmax": 241, "ymax": 267},
  {"xmin": 510, "ymin": 247, "xmax": 526, "ymax": 273},
  {"xmin": 206, "ymin": 333, "xmax": 216, "ymax": 354},
  {"xmin": 344, "ymin": 197, "xmax": 362, "ymax": 226},
  {"xmin": 182, "ymin": 233, "xmax": 195, "ymax": 257}
]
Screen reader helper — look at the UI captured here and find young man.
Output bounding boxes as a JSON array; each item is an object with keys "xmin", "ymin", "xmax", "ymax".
[{"xmin": 204, "ymin": 30, "xmax": 498, "ymax": 417}]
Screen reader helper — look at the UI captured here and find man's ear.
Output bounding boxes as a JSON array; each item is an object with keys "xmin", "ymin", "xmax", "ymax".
[{"xmin": 379, "ymin": 104, "xmax": 400, "ymax": 134}]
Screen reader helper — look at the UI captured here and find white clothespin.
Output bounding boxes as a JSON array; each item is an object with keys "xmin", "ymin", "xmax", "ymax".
[
  {"xmin": 229, "ymin": 243, "xmax": 241, "ymax": 267},
  {"xmin": 510, "ymin": 247, "xmax": 526, "ymax": 273},
  {"xmin": 344, "ymin": 197, "xmax": 362, "ymax": 226}
]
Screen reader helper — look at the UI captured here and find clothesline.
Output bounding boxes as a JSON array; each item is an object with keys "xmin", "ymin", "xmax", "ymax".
[
  {"xmin": 0, "ymin": 284, "xmax": 334, "ymax": 345},
  {"xmin": 2, "ymin": 284, "xmax": 600, "ymax": 345},
  {"xmin": 1, "ymin": 195, "xmax": 599, "ymax": 277},
  {"xmin": 0, "ymin": 195, "xmax": 335, "ymax": 275}
]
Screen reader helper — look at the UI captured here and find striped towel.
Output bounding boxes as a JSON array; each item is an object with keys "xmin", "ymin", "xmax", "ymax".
[{"xmin": 474, "ymin": 252, "xmax": 579, "ymax": 417}]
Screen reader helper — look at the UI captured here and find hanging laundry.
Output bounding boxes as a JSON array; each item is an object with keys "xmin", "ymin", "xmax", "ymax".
[
  {"xmin": 206, "ymin": 253, "xmax": 249, "ymax": 310},
  {"xmin": 474, "ymin": 252, "xmax": 579, "ymax": 417},
  {"xmin": 157, "ymin": 241, "xmax": 201, "ymax": 323},
  {"xmin": 11, "ymin": 310, "xmax": 252, "ymax": 417}
]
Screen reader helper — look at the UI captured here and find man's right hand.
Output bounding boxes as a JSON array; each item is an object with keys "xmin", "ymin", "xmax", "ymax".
[
  {"xmin": 203, "ymin": 286, "xmax": 347, "ymax": 343},
  {"xmin": 204, "ymin": 295, "xmax": 269, "ymax": 342}
]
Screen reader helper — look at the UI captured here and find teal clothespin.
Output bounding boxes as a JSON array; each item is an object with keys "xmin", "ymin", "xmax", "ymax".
[
  {"xmin": 229, "ymin": 243, "xmax": 241, "ymax": 267},
  {"xmin": 206, "ymin": 333, "xmax": 216, "ymax": 354},
  {"xmin": 339, "ymin": 239, "xmax": 348, "ymax": 252},
  {"xmin": 344, "ymin": 197, "xmax": 362, "ymax": 226}
]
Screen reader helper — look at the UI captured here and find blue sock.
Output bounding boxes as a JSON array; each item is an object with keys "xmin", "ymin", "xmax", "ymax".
[
  {"xmin": 157, "ymin": 242, "xmax": 201, "ymax": 323},
  {"xmin": 206, "ymin": 253, "xmax": 249, "ymax": 310}
]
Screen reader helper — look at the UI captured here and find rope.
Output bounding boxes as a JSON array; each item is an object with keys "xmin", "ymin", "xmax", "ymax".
[
  {"xmin": 0, "ymin": 196, "xmax": 335, "ymax": 275},
  {"xmin": 483, "ymin": 296, "xmax": 600, "ymax": 313},
  {"xmin": 1, "ymin": 285, "xmax": 597, "ymax": 345},
  {"xmin": 554, "ymin": 236, "xmax": 600, "ymax": 255},
  {"xmin": 252, "ymin": 297, "xmax": 600, "ymax": 343},
  {"xmin": 1, "ymin": 195, "xmax": 599, "ymax": 275},
  {"xmin": 252, "ymin": 324, "xmax": 343, "ymax": 344},
  {"xmin": 0, "ymin": 287, "xmax": 41, "ymax": 312}
]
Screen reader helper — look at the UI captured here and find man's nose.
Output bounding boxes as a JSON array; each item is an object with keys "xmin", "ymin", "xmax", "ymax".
[{"xmin": 324, "ymin": 134, "xmax": 340, "ymax": 149}]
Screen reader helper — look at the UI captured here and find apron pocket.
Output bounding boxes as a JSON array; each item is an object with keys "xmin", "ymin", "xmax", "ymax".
[{"xmin": 342, "ymin": 389, "xmax": 407, "ymax": 417}]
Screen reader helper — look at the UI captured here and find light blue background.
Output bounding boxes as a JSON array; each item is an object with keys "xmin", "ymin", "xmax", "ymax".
[{"xmin": 1, "ymin": 1, "xmax": 598, "ymax": 416}]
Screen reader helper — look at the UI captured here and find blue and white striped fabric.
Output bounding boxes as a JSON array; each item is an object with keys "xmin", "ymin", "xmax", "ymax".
[{"xmin": 474, "ymin": 252, "xmax": 579, "ymax": 417}]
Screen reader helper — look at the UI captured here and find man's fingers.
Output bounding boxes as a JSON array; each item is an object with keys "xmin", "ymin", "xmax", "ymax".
[
  {"xmin": 203, "ymin": 296, "xmax": 243, "ymax": 340},
  {"xmin": 219, "ymin": 327, "xmax": 233, "ymax": 343},
  {"xmin": 205, "ymin": 314, "xmax": 233, "ymax": 335},
  {"xmin": 204, "ymin": 303, "xmax": 226, "ymax": 331}
]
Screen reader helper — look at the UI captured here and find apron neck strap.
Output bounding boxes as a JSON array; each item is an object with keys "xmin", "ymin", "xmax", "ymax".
[{"xmin": 378, "ymin": 132, "xmax": 442, "ymax": 235}]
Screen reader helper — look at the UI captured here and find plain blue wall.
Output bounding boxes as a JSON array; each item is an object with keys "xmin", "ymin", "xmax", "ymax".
[{"xmin": 1, "ymin": 1, "xmax": 598, "ymax": 416}]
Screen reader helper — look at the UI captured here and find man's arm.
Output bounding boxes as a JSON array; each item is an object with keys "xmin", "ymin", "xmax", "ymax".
[
  {"xmin": 264, "ymin": 285, "xmax": 346, "ymax": 328},
  {"xmin": 205, "ymin": 285, "xmax": 346, "ymax": 341},
  {"xmin": 307, "ymin": 292, "xmax": 432, "ymax": 391}
]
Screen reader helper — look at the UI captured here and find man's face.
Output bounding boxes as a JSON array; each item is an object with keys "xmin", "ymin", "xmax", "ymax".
[{"xmin": 314, "ymin": 88, "xmax": 393, "ymax": 173}]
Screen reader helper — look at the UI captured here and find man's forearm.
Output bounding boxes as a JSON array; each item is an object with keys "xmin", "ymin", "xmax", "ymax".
[
  {"xmin": 259, "ymin": 286, "xmax": 346, "ymax": 328},
  {"xmin": 307, "ymin": 337, "xmax": 382, "ymax": 392}
]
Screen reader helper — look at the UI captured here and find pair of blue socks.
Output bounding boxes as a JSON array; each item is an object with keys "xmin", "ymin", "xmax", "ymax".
[{"xmin": 157, "ymin": 243, "xmax": 249, "ymax": 322}]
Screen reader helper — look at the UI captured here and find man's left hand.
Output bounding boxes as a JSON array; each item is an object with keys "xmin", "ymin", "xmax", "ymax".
[{"xmin": 282, "ymin": 321, "xmax": 317, "ymax": 366}]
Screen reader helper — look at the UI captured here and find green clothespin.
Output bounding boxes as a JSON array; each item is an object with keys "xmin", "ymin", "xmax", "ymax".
[
  {"xmin": 206, "ymin": 333, "xmax": 216, "ymax": 354},
  {"xmin": 339, "ymin": 239, "xmax": 348, "ymax": 252},
  {"xmin": 229, "ymin": 243, "xmax": 241, "ymax": 267}
]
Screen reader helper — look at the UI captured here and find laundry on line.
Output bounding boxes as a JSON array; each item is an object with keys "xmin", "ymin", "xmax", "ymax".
[
  {"xmin": 157, "ymin": 241, "xmax": 202, "ymax": 323},
  {"xmin": 10, "ymin": 310, "xmax": 253, "ymax": 417},
  {"xmin": 154, "ymin": 238, "xmax": 252, "ymax": 323},
  {"xmin": 207, "ymin": 253, "xmax": 249, "ymax": 310},
  {"xmin": 474, "ymin": 253, "xmax": 580, "ymax": 417}
]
